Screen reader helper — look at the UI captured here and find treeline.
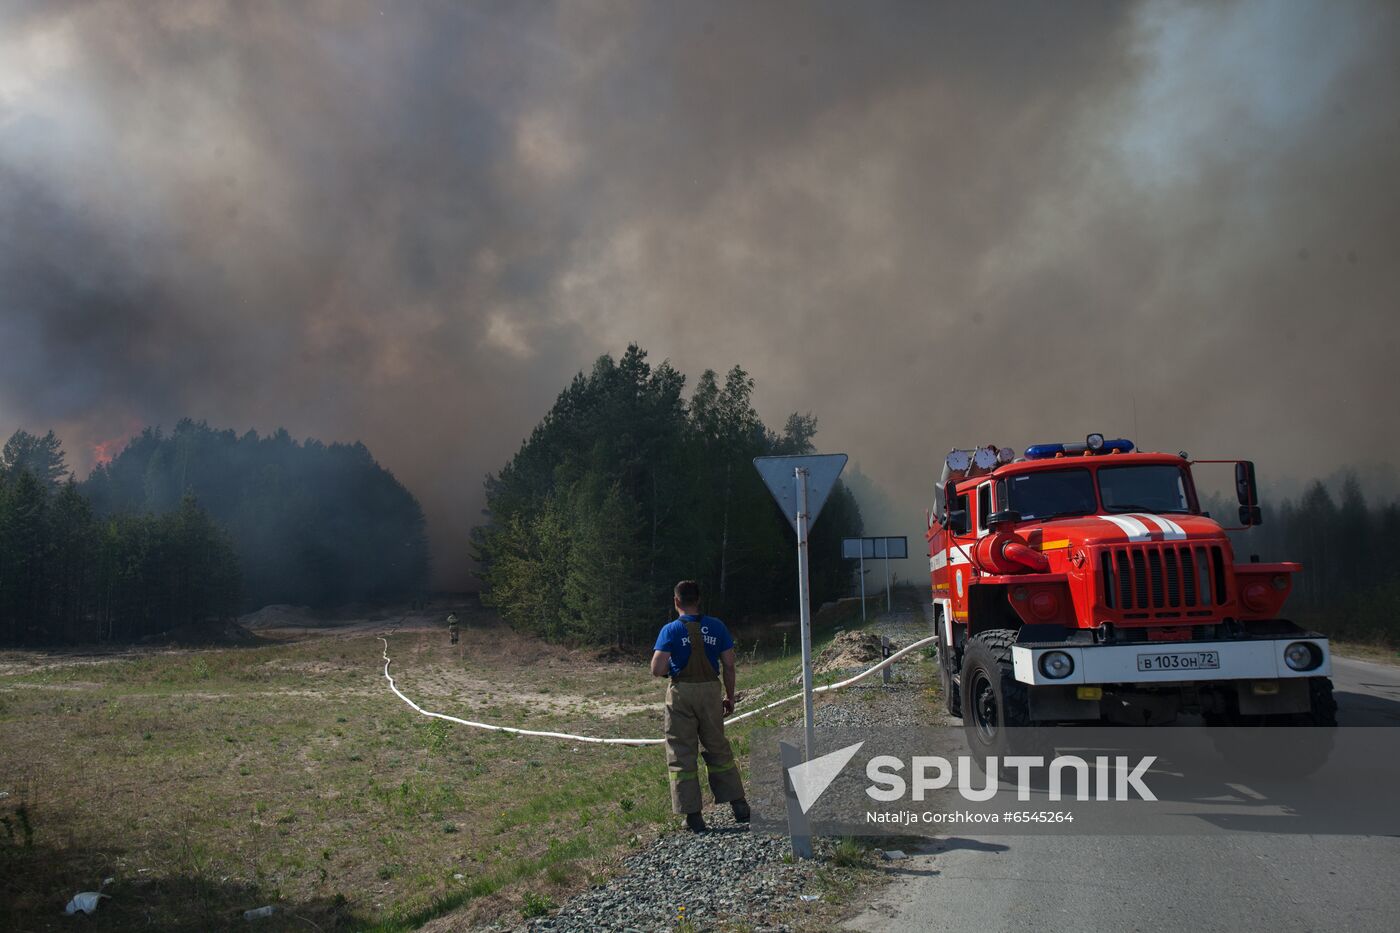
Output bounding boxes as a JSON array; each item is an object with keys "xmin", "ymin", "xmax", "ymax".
[
  {"xmin": 1208, "ymin": 475, "xmax": 1400, "ymax": 645},
  {"xmin": 0, "ymin": 431, "xmax": 239, "ymax": 644},
  {"xmin": 473, "ymin": 345, "xmax": 862, "ymax": 646},
  {"xmin": 0, "ymin": 420, "xmax": 430, "ymax": 645},
  {"xmin": 85, "ymin": 420, "xmax": 429, "ymax": 608}
]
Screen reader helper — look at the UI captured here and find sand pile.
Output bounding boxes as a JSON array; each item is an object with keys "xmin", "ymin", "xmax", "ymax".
[
  {"xmin": 805, "ymin": 630, "xmax": 897, "ymax": 678},
  {"xmin": 237, "ymin": 604, "xmax": 315, "ymax": 629}
]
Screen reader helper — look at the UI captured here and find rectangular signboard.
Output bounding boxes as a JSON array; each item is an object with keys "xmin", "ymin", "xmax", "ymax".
[
  {"xmin": 842, "ymin": 536, "xmax": 908, "ymax": 560},
  {"xmin": 873, "ymin": 537, "xmax": 907, "ymax": 559}
]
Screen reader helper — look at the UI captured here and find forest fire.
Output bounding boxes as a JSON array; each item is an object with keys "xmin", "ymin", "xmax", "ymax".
[{"xmin": 92, "ymin": 437, "xmax": 120, "ymax": 466}]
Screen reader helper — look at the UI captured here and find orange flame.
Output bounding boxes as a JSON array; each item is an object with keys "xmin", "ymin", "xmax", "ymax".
[{"xmin": 92, "ymin": 438, "xmax": 120, "ymax": 467}]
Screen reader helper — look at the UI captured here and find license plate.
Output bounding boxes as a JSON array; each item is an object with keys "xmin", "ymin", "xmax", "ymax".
[{"xmin": 1136, "ymin": 650, "xmax": 1220, "ymax": 672}]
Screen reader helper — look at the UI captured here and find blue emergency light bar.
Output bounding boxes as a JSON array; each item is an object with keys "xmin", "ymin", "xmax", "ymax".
[{"xmin": 1024, "ymin": 438, "xmax": 1134, "ymax": 460}]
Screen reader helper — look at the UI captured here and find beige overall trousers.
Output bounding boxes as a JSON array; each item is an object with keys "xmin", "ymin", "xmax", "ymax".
[{"xmin": 664, "ymin": 618, "xmax": 744, "ymax": 814}]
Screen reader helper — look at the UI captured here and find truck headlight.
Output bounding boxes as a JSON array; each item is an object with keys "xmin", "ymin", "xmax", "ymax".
[
  {"xmin": 1283, "ymin": 642, "xmax": 1321, "ymax": 672},
  {"xmin": 1039, "ymin": 651, "xmax": 1074, "ymax": 679}
]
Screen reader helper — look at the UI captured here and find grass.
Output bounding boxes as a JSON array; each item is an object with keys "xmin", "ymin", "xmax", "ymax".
[
  {"xmin": 0, "ymin": 604, "xmax": 879, "ymax": 931},
  {"xmin": 830, "ymin": 836, "xmax": 870, "ymax": 868},
  {"xmin": 1330, "ymin": 640, "xmax": 1400, "ymax": 665}
]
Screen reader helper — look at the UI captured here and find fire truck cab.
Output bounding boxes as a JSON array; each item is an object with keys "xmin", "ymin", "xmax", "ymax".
[{"xmin": 928, "ymin": 435, "xmax": 1337, "ymax": 755}]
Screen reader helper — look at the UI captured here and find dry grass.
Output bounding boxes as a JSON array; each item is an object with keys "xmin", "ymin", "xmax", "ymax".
[{"xmin": 0, "ymin": 608, "xmax": 858, "ymax": 931}]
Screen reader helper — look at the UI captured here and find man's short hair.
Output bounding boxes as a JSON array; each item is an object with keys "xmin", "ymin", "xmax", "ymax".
[{"xmin": 674, "ymin": 580, "xmax": 701, "ymax": 607}]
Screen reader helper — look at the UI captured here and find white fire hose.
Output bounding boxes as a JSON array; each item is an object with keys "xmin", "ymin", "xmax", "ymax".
[{"xmin": 379, "ymin": 632, "xmax": 937, "ymax": 746}]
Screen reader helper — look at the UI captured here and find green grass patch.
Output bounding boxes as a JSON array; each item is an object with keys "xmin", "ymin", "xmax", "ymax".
[{"xmin": 0, "ymin": 614, "xmax": 877, "ymax": 931}]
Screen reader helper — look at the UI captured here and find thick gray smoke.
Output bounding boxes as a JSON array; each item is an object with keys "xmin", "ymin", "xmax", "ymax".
[{"xmin": 2, "ymin": 1, "xmax": 1397, "ymax": 587}]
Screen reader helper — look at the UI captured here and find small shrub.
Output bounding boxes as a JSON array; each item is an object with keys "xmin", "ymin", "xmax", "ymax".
[
  {"xmin": 0, "ymin": 811, "xmax": 33, "ymax": 849},
  {"xmin": 420, "ymin": 720, "xmax": 450, "ymax": 754},
  {"xmin": 520, "ymin": 891, "xmax": 554, "ymax": 919},
  {"xmin": 830, "ymin": 836, "xmax": 866, "ymax": 868}
]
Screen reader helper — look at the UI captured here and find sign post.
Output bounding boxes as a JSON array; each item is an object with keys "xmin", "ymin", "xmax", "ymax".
[
  {"xmin": 880, "ymin": 537, "xmax": 892, "ymax": 612},
  {"xmin": 842, "ymin": 537, "xmax": 907, "ymax": 616},
  {"xmin": 860, "ymin": 546, "xmax": 866, "ymax": 621},
  {"xmin": 778, "ymin": 741, "xmax": 814, "ymax": 860},
  {"xmin": 794, "ymin": 467, "xmax": 816, "ymax": 760},
  {"xmin": 754, "ymin": 453, "xmax": 848, "ymax": 858}
]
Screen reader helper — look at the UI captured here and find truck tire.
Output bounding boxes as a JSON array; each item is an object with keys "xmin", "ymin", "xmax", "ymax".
[
  {"xmin": 959, "ymin": 629, "xmax": 1032, "ymax": 758},
  {"xmin": 934, "ymin": 607, "xmax": 962, "ymax": 718},
  {"xmin": 1208, "ymin": 677, "xmax": 1337, "ymax": 777},
  {"xmin": 938, "ymin": 636, "xmax": 962, "ymax": 718},
  {"xmin": 1299, "ymin": 676, "xmax": 1339, "ymax": 727}
]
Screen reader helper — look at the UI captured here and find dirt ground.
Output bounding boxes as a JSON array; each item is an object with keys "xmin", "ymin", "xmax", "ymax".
[{"xmin": 1, "ymin": 598, "xmax": 901, "ymax": 931}]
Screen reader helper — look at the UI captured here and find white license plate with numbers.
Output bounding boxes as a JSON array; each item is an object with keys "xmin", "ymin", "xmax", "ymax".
[{"xmin": 1136, "ymin": 650, "xmax": 1221, "ymax": 673}]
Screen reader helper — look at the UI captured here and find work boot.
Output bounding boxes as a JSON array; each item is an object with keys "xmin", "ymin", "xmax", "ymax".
[
  {"xmin": 684, "ymin": 812, "xmax": 707, "ymax": 833},
  {"xmin": 731, "ymin": 798, "xmax": 751, "ymax": 823}
]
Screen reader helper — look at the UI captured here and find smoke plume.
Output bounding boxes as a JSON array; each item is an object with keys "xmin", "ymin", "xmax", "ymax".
[{"xmin": 2, "ymin": 1, "xmax": 1397, "ymax": 587}]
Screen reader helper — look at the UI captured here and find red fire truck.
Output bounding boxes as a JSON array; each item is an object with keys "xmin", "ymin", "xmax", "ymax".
[{"xmin": 928, "ymin": 434, "xmax": 1336, "ymax": 755}]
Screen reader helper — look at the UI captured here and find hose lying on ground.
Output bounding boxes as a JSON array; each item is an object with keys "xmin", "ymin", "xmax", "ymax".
[{"xmin": 378, "ymin": 633, "xmax": 938, "ymax": 747}]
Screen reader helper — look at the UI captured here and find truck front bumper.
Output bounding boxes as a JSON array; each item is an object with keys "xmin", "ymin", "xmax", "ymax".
[{"xmin": 1009, "ymin": 636, "xmax": 1330, "ymax": 686}]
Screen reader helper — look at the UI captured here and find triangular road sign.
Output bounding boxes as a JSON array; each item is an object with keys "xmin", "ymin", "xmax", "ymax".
[{"xmin": 753, "ymin": 454, "xmax": 848, "ymax": 534}]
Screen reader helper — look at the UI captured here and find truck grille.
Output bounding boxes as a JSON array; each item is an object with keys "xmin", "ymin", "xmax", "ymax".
[{"xmin": 1100, "ymin": 543, "xmax": 1228, "ymax": 613}]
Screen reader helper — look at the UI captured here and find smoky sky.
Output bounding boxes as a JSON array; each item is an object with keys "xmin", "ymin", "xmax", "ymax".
[{"xmin": 2, "ymin": 1, "xmax": 1398, "ymax": 588}]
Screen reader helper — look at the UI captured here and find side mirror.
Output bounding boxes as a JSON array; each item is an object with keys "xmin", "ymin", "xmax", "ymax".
[
  {"xmin": 1239, "ymin": 505, "xmax": 1263, "ymax": 526},
  {"xmin": 1235, "ymin": 461, "xmax": 1258, "ymax": 506},
  {"xmin": 987, "ymin": 509, "xmax": 1022, "ymax": 529},
  {"xmin": 946, "ymin": 509, "xmax": 969, "ymax": 534}
]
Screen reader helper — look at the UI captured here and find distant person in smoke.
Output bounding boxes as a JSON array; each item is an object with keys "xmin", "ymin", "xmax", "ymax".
[
  {"xmin": 447, "ymin": 612, "xmax": 458, "ymax": 645},
  {"xmin": 650, "ymin": 580, "xmax": 748, "ymax": 832}
]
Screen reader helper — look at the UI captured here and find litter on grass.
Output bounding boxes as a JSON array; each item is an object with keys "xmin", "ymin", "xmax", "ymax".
[{"xmin": 64, "ymin": 878, "xmax": 115, "ymax": 915}]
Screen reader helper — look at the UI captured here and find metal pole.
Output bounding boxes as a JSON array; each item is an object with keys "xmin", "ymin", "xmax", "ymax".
[
  {"xmin": 795, "ymin": 467, "xmax": 816, "ymax": 762},
  {"xmin": 885, "ymin": 547, "xmax": 892, "ymax": 613},
  {"xmin": 859, "ymin": 548, "xmax": 866, "ymax": 622},
  {"xmin": 779, "ymin": 741, "xmax": 815, "ymax": 860}
]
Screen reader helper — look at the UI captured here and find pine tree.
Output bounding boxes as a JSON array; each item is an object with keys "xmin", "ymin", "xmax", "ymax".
[
  {"xmin": 1, "ymin": 430, "xmax": 69, "ymax": 489},
  {"xmin": 476, "ymin": 345, "xmax": 864, "ymax": 644}
]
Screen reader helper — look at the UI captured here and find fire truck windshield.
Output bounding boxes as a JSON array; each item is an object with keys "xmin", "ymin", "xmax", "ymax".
[
  {"xmin": 1098, "ymin": 464, "xmax": 1192, "ymax": 513},
  {"xmin": 997, "ymin": 469, "xmax": 1096, "ymax": 520}
]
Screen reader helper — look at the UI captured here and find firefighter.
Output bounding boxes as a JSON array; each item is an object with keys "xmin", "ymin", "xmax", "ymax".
[
  {"xmin": 447, "ymin": 612, "xmax": 459, "ymax": 645},
  {"xmin": 650, "ymin": 580, "xmax": 749, "ymax": 832}
]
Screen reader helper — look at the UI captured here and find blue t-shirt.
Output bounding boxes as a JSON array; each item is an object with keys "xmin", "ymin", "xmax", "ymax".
[{"xmin": 654, "ymin": 614, "xmax": 733, "ymax": 677}]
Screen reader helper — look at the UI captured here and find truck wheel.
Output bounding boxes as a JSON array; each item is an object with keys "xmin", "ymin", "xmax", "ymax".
[
  {"xmin": 1208, "ymin": 677, "xmax": 1337, "ymax": 777},
  {"xmin": 937, "ymin": 636, "xmax": 963, "ymax": 718},
  {"xmin": 1298, "ymin": 676, "xmax": 1339, "ymax": 727},
  {"xmin": 934, "ymin": 607, "xmax": 962, "ymax": 718},
  {"xmin": 959, "ymin": 629, "xmax": 1031, "ymax": 758}
]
